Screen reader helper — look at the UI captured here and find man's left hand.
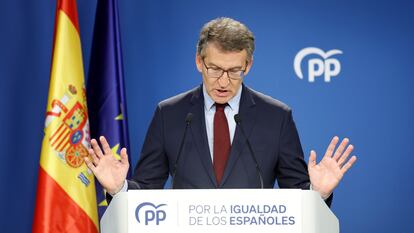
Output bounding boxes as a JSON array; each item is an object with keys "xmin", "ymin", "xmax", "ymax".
[{"xmin": 308, "ymin": 136, "xmax": 357, "ymax": 199}]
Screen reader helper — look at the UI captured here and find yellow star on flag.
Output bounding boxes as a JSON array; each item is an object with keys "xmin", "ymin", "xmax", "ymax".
[
  {"xmin": 111, "ymin": 143, "xmax": 121, "ymax": 160},
  {"xmin": 115, "ymin": 113, "xmax": 123, "ymax": 120},
  {"xmin": 98, "ymin": 190, "xmax": 108, "ymax": 207}
]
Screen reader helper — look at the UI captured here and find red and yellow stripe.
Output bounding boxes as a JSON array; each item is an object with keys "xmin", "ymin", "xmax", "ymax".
[{"xmin": 33, "ymin": 1, "xmax": 98, "ymax": 232}]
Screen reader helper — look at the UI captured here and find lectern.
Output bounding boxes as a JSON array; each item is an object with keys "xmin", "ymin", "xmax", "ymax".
[{"xmin": 101, "ymin": 189, "xmax": 339, "ymax": 233}]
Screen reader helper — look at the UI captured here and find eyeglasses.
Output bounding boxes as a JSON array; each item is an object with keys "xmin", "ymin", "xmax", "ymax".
[{"xmin": 202, "ymin": 59, "xmax": 247, "ymax": 80}]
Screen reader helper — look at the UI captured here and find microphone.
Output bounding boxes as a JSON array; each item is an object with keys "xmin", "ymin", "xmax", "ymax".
[
  {"xmin": 171, "ymin": 113, "xmax": 193, "ymax": 188},
  {"xmin": 234, "ymin": 114, "xmax": 264, "ymax": 189}
]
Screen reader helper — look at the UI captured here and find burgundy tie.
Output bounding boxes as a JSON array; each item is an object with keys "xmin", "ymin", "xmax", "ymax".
[{"xmin": 213, "ymin": 103, "xmax": 231, "ymax": 185}]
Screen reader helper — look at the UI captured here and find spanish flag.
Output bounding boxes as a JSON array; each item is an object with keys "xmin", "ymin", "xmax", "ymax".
[{"xmin": 33, "ymin": 0, "xmax": 98, "ymax": 232}]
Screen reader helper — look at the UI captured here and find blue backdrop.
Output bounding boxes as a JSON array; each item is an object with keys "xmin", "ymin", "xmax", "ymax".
[{"xmin": 1, "ymin": 0, "xmax": 413, "ymax": 232}]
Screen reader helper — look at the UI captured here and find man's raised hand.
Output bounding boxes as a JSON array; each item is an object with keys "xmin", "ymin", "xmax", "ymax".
[
  {"xmin": 308, "ymin": 136, "xmax": 357, "ymax": 199},
  {"xmin": 84, "ymin": 136, "xmax": 129, "ymax": 195}
]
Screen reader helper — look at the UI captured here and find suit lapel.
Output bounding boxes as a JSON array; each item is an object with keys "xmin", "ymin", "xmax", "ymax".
[
  {"xmin": 220, "ymin": 85, "xmax": 257, "ymax": 187},
  {"xmin": 189, "ymin": 86, "xmax": 217, "ymax": 187}
]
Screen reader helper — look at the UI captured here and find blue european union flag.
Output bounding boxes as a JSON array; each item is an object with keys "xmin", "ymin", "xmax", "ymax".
[{"xmin": 86, "ymin": 0, "xmax": 132, "ymax": 219}]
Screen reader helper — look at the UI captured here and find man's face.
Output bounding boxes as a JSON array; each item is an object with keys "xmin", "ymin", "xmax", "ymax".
[{"xmin": 196, "ymin": 43, "xmax": 252, "ymax": 104}]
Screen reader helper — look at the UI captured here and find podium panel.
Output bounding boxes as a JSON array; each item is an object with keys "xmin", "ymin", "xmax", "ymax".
[{"xmin": 101, "ymin": 189, "xmax": 338, "ymax": 233}]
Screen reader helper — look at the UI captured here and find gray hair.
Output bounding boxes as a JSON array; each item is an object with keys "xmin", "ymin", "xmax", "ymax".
[{"xmin": 196, "ymin": 17, "xmax": 255, "ymax": 61}]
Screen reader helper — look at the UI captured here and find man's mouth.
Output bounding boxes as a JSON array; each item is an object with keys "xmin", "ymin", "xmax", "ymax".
[{"xmin": 215, "ymin": 89, "xmax": 229, "ymax": 97}]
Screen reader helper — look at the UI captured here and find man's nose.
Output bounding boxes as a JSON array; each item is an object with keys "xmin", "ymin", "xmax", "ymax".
[{"xmin": 217, "ymin": 72, "xmax": 230, "ymax": 87}]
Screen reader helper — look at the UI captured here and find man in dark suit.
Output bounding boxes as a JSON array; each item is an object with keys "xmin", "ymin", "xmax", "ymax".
[{"xmin": 85, "ymin": 17, "xmax": 356, "ymax": 204}]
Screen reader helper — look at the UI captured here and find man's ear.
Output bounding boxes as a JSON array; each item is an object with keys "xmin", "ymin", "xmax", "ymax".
[
  {"xmin": 195, "ymin": 53, "xmax": 203, "ymax": 72},
  {"xmin": 243, "ymin": 57, "xmax": 254, "ymax": 76}
]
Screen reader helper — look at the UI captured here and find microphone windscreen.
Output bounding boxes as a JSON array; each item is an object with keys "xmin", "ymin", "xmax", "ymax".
[
  {"xmin": 234, "ymin": 114, "xmax": 241, "ymax": 124},
  {"xmin": 185, "ymin": 113, "xmax": 193, "ymax": 124}
]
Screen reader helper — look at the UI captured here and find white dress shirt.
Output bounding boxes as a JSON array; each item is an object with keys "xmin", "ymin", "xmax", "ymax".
[{"xmin": 202, "ymin": 85, "xmax": 242, "ymax": 161}]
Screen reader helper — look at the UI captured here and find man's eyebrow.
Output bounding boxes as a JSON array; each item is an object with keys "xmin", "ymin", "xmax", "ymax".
[{"xmin": 206, "ymin": 62, "xmax": 243, "ymax": 70}]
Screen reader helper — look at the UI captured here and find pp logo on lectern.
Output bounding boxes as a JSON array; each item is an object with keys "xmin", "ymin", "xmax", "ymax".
[
  {"xmin": 294, "ymin": 47, "xmax": 343, "ymax": 83},
  {"xmin": 135, "ymin": 202, "xmax": 167, "ymax": 225}
]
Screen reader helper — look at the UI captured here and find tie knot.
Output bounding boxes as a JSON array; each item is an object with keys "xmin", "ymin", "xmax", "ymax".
[{"xmin": 215, "ymin": 103, "xmax": 227, "ymax": 112}]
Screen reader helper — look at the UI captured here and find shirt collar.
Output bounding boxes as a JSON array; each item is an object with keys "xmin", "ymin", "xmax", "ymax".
[{"xmin": 202, "ymin": 84, "xmax": 243, "ymax": 111}]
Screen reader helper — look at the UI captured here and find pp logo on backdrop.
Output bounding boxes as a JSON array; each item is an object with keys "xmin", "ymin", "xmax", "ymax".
[
  {"xmin": 135, "ymin": 202, "xmax": 167, "ymax": 225},
  {"xmin": 294, "ymin": 47, "xmax": 343, "ymax": 83}
]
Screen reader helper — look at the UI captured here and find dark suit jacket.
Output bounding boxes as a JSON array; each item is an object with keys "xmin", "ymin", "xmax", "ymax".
[{"xmin": 127, "ymin": 84, "xmax": 332, "ymax": 205}]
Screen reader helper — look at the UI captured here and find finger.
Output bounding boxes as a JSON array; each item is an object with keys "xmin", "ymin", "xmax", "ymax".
[
  {"xmin": 99, "ymin": 136, "xmax": 112, "ymax": 155},
  {"xmin": 91, "ymin": 138, "xmax": 104, "ymax": 158},
  {"xmin": 332, "ymin": 138, "xmax": 349, "ymax": 161},
  {"xmin": 88, "ymin": 148, "xmax": 100, "ymax": 165},
  {"xmin": 323, "ymin": 136, "xmax": 339, "ymax": 159},
  {"xmin": 120, "ymin": 148, "xmax": 129, "ymax": 165},
  {"xmin": 338, "ymin": 144, "xmax": 354, "ymax": 167},
  {"xmin": 340, "ymin": 155, "xmax": 357, "ymax": 174},
  {"xmin": 84, "ymin": 157, "xmax": 96, "ymax": 173},
  {"xmin": 308, "ymin": 150, "xmax": 317, "ymax": 168}
]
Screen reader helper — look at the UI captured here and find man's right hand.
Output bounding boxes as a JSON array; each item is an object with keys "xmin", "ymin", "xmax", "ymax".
[{"xmin": 84, "ymin": 136, "xmax": 129, "ymax": 195}]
